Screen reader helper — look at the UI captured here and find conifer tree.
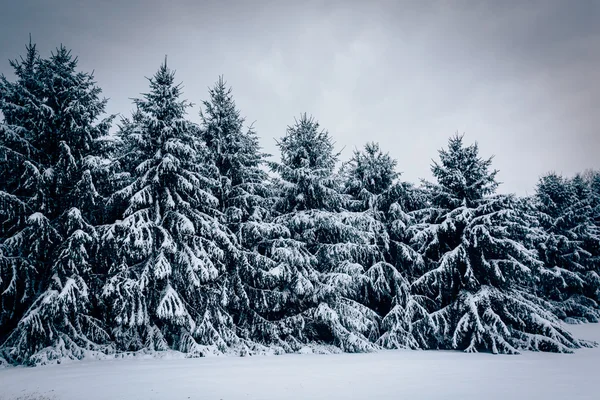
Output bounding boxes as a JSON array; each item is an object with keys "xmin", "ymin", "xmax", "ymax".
[
  {"xmin": 343, "ymin": 142, "xmax": 399, "ymax": 211},
  {"xmin": 198, "ymin": 77, "xmax": 268, "ymax": 223},
  {"xmin": 1, "ymin": 41, "xmax": 48, "ymax": 339},
  {"xmin": 0, "ymin": 43, "xmax": 113, "ymax": 365},
  {"xmin": 534, "ymin": 173, "xmax": 600, "ymax": 322},
  {"xmin": 403, "ymin": 135, "xmax": 589, "ymax": 353},
  {"xmin": 340, "ymin": 142, "xmax": 425, "ymax": 349},
  {"xmin": 101, "ymin": 61, "xmax": 248, "ymax": 356},
  {"xmin": 198, "ymin": 78, "xmax": 306, "ymax": 353},
  {"xmin": 270, "ymin": 116, "xmax": 388, "ymax": 352}
]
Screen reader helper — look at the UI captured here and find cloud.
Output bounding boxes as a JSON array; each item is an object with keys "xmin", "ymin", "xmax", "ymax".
[{"xmin": 0, "ymin": 0, "xmax": 598, "ymax": 195}]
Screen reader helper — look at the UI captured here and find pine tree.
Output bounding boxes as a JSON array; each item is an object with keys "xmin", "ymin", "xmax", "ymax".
[
  {"xmin": 0, "ymin": 43, "xmax": 113, "ymax": 365},
  {"xmin": 199, "ymin": 77, "xmax": 267, "ymax": 223},
  {"xmin": 198, "ymin": 77, "xmax": 306, "ymax": 353},
  {"xmin": 0, "ymin": 41, "xmax": 47, "ymax": 341},
  {"xmin": 340, "ymin": 142, "xmax": 425, "ymax": 349},
  {"xmin": 101, "ymin": 61, "xmax": 248, "ymax": 356},
  {"xmin": 534, "ymin": 172, "xmax": 600, "ymax": 322},
  {"xmin": 269, "ymin": 116, "xmax": 390, "ymax": 352},
  {"xmin": 342, "ymin": 142, "xmax": 399, "ymax": 211},
  {"xmin": 402, "ymin": 135, "xmax": 590, "ymax": 353},
  {"xmin": 570, "ymin": 175, "xmax": 600, "ymax": 285},
  {"xmin": 430, "ymin": 134, "xmax": 499, "ymax": 209}
]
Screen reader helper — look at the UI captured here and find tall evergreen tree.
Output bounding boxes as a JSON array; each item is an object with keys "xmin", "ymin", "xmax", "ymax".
[
  {"xmin": 340, "ymin": 142, "xmax": 425, "ymax": 349},
  {"xmin": 0, "ymin": 43, "xmax": 113, "ymax": 365},
  {"xmin": 199, "ymin": 77, "xmax": 266, "ymax": 223},
  {"xmin": 270, "ymin": 116, "xmax": 392, "ymax": 352},
  {"xmin": 0, "ymin": 40, "xmax": 45, "ymax": 345},
  {"xmin": 402, "ymin": 135, "xmax": 589, "ymax": 353},
  {"xmin": 534, "ymin": 172, "xmax": 600, "ymax": 322},
  {"xmin": 101, "ymin": 61, "xmax": 251, "ymax": 356},
  {"xmin": 198, "ymin": 77, "xmax": 306, "ymax": 353}
]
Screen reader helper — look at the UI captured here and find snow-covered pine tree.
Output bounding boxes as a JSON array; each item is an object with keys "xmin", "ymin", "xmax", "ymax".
[
  {"xmin": 571, "ymin": 175, "xmax": 600, "ymax": 285},
  {"xmin": 340, "ymin": 142, "xmax": 425, "ymax": 349},
  {"xmin": 376, "ymin": 182, "xmax": 437, "ymax": 350},
  {"xmin": 198, "ymin": 77, "xmax": 268, "ymax": 224},
  {"xmin": 534, "ymin": 172, "xmax": 600, "ymax": 322},
  {"xmin": 270, "ymin": 116, "xmax": 390, "ymax": 352},
  {"xmin": 404, "ymin": 134, "xmax": 590, "ymax": 353},
  {"xmin": 101, "ymin": 61, "xmax": 248, "ymax": 357},
  {"xmin": 0, "ymin": 43, "xmax": 114, "ymax": 365},
  {"xmin": 197, "ymin": 77, "xmax": 307, "ymax": 353},
  {"xmin": 0, "ymin": 40, "xmax": 45, "ymax": 344},
  {"xmin": 342, "ymin": 142, "xmax": 399, "ymax": 212}
]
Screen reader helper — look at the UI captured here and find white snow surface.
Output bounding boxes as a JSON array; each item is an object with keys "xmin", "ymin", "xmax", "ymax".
[{"xmin": 1, "ymin": 323, "xmax": 599, "ymax": 400}]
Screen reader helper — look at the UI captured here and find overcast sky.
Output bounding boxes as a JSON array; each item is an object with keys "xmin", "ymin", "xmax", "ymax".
[{"xmin": 1, "ymin": 0, "xmax": 598, "ymax": 195}]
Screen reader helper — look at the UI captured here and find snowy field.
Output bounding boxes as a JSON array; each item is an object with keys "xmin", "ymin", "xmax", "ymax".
[{"xmin": 1, "ymin": 324, "xmax": 599, "ymax": 400}]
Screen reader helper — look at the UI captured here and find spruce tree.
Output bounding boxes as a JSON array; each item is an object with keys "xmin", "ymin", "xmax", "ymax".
[
  {"xmin": 0, "ymin": 41, "xmax": 48, "ymax": 341},
  {"xmin": 534, "ymin": 172, "xmax": 600, "ymax": 322},
  {"xmin": 270, "ymin": 116, "xmax": 389, "ymax": 352},
  {"xmin": 198, "ymin": 77, "xmax": 306, "ymax": 353},
  {"xmin": 403, "ymin": 135, "xmax": 589, "ymax": 353},
  {"xmin": 198, "ymin": 77, "xmax": 267, "ymax": 223},
  {"xmin": 340, "ymin": 142, "xmax": 426, "ymax": 349},
  {"xmin": 0, "ymin": 43, "xmax": 113, "ymax": 365},
  {"xmin": 342, "ymin": 142, "xmax": 399, "ymax": 211},
  {"xmin": 101, "ymin": 61, "xmax": 249, "ymax": 356}
]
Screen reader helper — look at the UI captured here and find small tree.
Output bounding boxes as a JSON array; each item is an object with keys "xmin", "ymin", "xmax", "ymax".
[
  {"xmin": 342, "ymin": 142, "xmax": 399, "ymax": 210},
  {"xmin": 430, "ymin": 134, "xmax": 498, "ymax": 209}
]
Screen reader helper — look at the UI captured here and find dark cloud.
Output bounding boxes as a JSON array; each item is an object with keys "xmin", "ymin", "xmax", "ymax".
[{"xmin": 1, "ymin": 0, "xmax": 598, "ymax": 195}]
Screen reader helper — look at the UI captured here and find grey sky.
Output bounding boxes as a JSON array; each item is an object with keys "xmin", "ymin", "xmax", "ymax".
[{"xmin": 1, "ymin": 0, "xmax": 598, "ymax": 195}]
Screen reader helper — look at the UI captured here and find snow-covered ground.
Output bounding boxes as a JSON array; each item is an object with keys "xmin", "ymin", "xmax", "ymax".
[{"xmin": 1, "ymin": 323, "xmax": 599, "ymax": 400}]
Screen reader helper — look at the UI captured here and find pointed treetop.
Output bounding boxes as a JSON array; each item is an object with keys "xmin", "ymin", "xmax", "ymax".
[
  {"xmin": 277, "ymin": 113, "xmax": 339, "ymax": 172},
  {"xmin": 216, "ymin": 74, "xmax": 226, "ymax": 89},
  {"xmin": 431, "ymin": 133, "xmax": 499, "ymax": 208},
  {"xmin": 344, "ymin": 141, "xmax": 399, "ymax": 196},
  {"xmin": 8, "ymin": 37, "xmax": 39, "ymax": 77}
]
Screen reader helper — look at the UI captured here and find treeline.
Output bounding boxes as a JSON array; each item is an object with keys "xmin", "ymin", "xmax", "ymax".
[{"xmin": 1, "ymin": 43, "xmax": 599, "ymax": 366}]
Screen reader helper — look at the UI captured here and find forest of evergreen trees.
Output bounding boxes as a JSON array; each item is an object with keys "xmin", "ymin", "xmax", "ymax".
[{"xmin": 1, "ymin": 43, "xmax": 599, "ymax": 366}]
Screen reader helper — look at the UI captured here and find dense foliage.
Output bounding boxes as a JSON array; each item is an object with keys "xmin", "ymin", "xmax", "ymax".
[{"xmin": 1, "ymin": 44, "xmax": 599, "ymax": 366}]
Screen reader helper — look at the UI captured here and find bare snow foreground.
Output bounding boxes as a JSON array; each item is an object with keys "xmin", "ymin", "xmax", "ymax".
[{"xmin": 1, "ymin": 324, "xmax": 599, "ymax": 400}]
